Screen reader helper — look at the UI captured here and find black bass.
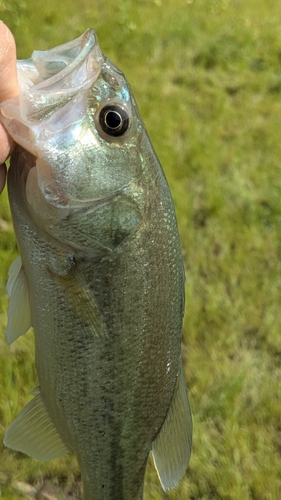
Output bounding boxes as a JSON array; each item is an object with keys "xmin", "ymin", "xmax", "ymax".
[{"xmin": 0, "ymin": 29, "xmax": 192, "ymax": 499}]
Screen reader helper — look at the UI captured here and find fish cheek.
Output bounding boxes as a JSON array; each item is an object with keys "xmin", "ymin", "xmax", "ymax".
[
  {"xmin": 91, "ymin": 196, "xmax": 143, "ymax": 250},
  {"xmin": 48, "ymin": 195, "xmax": 143, "ymax": 254}
]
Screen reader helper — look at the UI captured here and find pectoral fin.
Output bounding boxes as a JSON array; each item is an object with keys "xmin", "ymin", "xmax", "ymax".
[
  {"xmin": 152, "ymin": 368, "xmax": 192, "ymax": 491},
  {"xmin": 6, "ymin": 256, "xmax": 31, "ymax": 344},
  {"xmin": 4, "ymin": 387, "xmax": 69, "ymax": 461}
]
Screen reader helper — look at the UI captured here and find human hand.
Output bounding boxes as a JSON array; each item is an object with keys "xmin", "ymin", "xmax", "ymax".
[{"xmin": 0, "ymin": 21, "xmax": 19, "ymax": 193}]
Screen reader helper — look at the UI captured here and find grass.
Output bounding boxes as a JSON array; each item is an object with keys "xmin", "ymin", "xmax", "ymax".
[{"xmin": 0, "ymin": 0, "xmax": 281, "ymax": 498}]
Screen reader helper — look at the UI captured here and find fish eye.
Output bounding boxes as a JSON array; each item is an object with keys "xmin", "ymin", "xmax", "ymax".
[{"xmin": 98, "ymin": 104, "xmax": 130, "ymax": 137}]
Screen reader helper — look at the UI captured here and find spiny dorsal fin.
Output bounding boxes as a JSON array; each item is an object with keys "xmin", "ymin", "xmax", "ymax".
[
  {"xmin": 6, "ymin": 256, "xmax": 31, "ymax": 344},
  {"xmin": 4, "ymin": 387, "xmax": 69, "ymax": 461},
  {"xmin": 152, "ymin": 368, "xmax": 192, "ymax": 491}
]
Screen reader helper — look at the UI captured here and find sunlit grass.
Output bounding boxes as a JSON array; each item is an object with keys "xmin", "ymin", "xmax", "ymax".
[{"xmin": 1, "ymin": 0, "xmax": 281, "ymax": 498}]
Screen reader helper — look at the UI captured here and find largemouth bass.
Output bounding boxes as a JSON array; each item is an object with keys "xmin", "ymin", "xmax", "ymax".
[{"xmin": 1, "ymin": 29, "xmax": 192, "ymax": 499}]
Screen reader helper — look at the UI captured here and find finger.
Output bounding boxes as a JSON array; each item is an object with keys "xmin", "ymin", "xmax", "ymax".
[
  {"xmin": 0, "ymin": 163, "xmax": 7, "ymax": 194},
  {"xmin": 0, "ymin": 123, "xmax": 15, "ymax": 165},
  {"xmin": 0, "ymin": 22, "xmax": 19, "ymax": 166},
  {"xmin": 0, "ymin": 21, "xmax": 19, "ymax": 101}
]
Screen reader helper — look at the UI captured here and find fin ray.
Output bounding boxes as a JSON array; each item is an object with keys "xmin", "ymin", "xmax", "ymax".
[
  {"xmin": 152, "ymin": 368, "xmax": 192, "ymax": 490},
  {"xmin": 6, "ymin": 256, "xmax": 32, "ymax": 344},
  {"xmin": 4, "ymin": 387, "xmax": 69, "ymax": 461}
]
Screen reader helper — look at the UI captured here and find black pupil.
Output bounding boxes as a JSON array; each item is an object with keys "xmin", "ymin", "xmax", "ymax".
[
  {"xmin": 99, "ymin": 104, "xmax": 130, "ymax": 137},
  {"xmin": 105, "ymin": 110, "xmax": 122, "ymax": 130}
]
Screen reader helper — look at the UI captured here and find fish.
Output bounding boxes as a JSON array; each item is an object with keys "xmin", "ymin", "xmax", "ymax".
[{"xmin": 0, "ymin": 29, "xmax": 192, "ymax": 499}]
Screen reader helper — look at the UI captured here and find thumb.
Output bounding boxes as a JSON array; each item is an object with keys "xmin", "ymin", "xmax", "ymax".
[
  {"xmin": 0, "ymin": 21, "xmax": 20, "ymax": 192},
  {"xmin": 0, "ymin": 21, "xmax": 19, "ymax": 101}
]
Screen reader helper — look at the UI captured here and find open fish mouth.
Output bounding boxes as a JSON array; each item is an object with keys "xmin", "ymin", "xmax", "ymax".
[
  {"xmin": 5, "ymin": 28, "xmax": 102, "ymax": 122},
  {"xmin": 0, "ymin": 29, "xmax": 103, "ymax": 210}
]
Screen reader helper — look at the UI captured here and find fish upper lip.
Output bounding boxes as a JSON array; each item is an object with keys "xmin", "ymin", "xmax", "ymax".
[{"xmin": 28, "ymin": 28, "xmax": 102, "ymax": 92}]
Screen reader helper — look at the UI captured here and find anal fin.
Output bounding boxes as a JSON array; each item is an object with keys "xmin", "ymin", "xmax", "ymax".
[
  {"xmin": 6, "ymin": 256, "xmax": 32, "ymax": 344},
  {"xmin": 4, "ymin": 387, "xmax": 69, "ymax": 461},
  {"xmin": 152, "ymin": 367, "xmax": 192, "ymax": 491}
]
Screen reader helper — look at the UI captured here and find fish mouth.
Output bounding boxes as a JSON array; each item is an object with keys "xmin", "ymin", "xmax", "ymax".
[
  {"xmin": 1, "ymin": 29, "xmax": 102, "ymax": 125},
  {"xmin": 1, "ymin": 29, "xmax": 104, "ymax": 210},
  {"xmin": 15, "ymin": 28, "xmax": 102, "ymax": 122}
]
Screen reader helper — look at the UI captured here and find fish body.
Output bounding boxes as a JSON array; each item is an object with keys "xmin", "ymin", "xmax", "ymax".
[{"xmin": 1, "ymin": 30, "xmax": 192, "ymax": 499}]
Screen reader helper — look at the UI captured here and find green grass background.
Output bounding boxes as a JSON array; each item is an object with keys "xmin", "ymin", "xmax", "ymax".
[{"xmin": 0, "ymin": 0, "xmax": 281, "ymax": 498}]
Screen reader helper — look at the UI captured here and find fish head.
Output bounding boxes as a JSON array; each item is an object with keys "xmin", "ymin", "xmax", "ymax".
[{"xmin": 0, "ymin": 29, "xmax": 145, "ymax": 225}]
